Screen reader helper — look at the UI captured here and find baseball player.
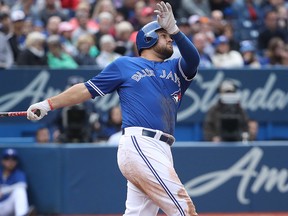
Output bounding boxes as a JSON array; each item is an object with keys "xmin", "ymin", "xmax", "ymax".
[
  {"xmin": 26, "ymin": 1, "xmax": 200, "ymax": 215},
  {"xmin": 0, "ymin": 149, "xmax": 30, "ymax": 216}
]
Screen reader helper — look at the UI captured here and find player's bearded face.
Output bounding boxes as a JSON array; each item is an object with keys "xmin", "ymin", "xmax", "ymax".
[
  {"xmin": 153, "ymin": 31, "xmax": 174, "ymax": 59},
  {"xmin": 153, "ymin": 43, "xmax": 173, "ymax": 59}
]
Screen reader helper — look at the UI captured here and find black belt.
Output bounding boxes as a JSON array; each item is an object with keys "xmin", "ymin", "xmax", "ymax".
[{"xmin": 122, "ymin": 128, "xmax": 174, "ymax": 146}]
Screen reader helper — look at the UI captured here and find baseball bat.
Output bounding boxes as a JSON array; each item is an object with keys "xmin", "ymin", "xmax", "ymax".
[{"xmin": 0, "ymin": 110, "xmax": 41, "ymax": 117}]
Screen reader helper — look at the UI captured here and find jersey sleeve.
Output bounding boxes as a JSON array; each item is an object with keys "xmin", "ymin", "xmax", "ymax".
[
  {"xmin": 172, "ymin": 31, "xmax": 200, "ymax": 79},
  {"xmin": 84, "ymin": 58, "xmax": 124, "ymax": 98}
]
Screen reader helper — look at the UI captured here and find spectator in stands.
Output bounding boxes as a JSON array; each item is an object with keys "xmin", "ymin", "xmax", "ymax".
[
  {"xmin": 39, "ymin": 0, "xmax": 68, "ymax": 27},
  {"xmin": 32, "ymin": 19, "xmax": 45, "ymax": 33},
  {"xmin": 1, "ymin": 0, "xmax": 17, "ymax": 9},
  {"xmin": 35, "ymin": 127, "xmax": 51, "ymax": 143},
  {"xmin": 137, "ymin": 6, "xmax": 156, "ymax": 29},
  {"xmin": 96, "ymin": 34, "xmax": 121, "ymax": 69},
  {"xmin": 128, "ymin": 0, "xmax": 146, "ymax": 31},
  {"xmin": 91, "ymin": 0, "xmax": 117, "ymax": 21},
  {"xmin": 97, "ymin": 105, "xmax": 122, "ymax": 141},
  {"xmin": 211, "ymin": 35, "xmax": 244, "ymax": 68},
  {"xmin": 260, "ymin": 0, "xmax": 287, "ymax": 13},
  {"xmin": 261, "ymin": 37, "xmax": 288, "ymax": 66},
  {"xmin": 51, "ymin": 75, "xmax": 100, "ymax": 143},
  {"xmin": 0, "ymin": 13, "xmax": 13, "ymax": 69},
  {"xmin": 209, "ymin": 0, "xmax": 234, "ymax": 19},
  {"xmin": 203, "ymin": 79, "xmax": 249, "ymax": 142},
  {"xmin": 231, "ymin": 0, "xmax": 262, "ymax": 25},
  {"xmin": 0, "ymin": 31, "xmax": 13, "ymax": 69},
  {"xmin": 179, "ymin": 0, "xmax": 211, "ymax": 17},
  {"xmin": 240, "ymin": 40, "xmax": 261, "ymax": 68},
  {"xmin": 114, "ymin": 20, "xmax": 134, "ymax": 55},
  {"xmin": 44, "ymin": 15, "xmax": 62, "ymax": 37},
  {"xmin": 222, "ymin": 22, "xmax": 239, "ymax": 51},
  {"xmin": 22, "ymin": 17, "xmax": 33, "ymax": 36},
  {"xmin": 176, "ymin": 17, "xmax": 193, "ymax": 39},
  {"xmin": 11, "ymin": 0, "xmax": 39, "ymax": 20},
  {"xmin": 116, "ymin": 0, "xmax": 138, "ymax": 22},
  {"xmin": 94, "ymin": 11, "xmax": 115, "ymax": 49},
  {"xmin": 16, "ymin": 31, "xmax": 47, "ymax": 66},
  {"xmin": 46, "ymin": 34, "xmax": 78, "ymax": 69},
  {"xmin": 277, "ymin": 4, "xmax": 288, "ymax": 31},
  {"xmin": 74, "ymin": 33, "xmax": 98, "ymax": 66},
  {"xmin": 0, "ymin": 12, "xmax": 11, "ymax": 35},
  {"xmin": 8, "ymin": 10, "xmax": 26, "ymax": 63},
  {"xmin": 248, "ymin": 119, "xmax": 259, "ymax": 141},
  {"xmin": 72, "ymin": 9, "xmax": 98, "ymax": 45},
  {"xmin": 60, "ymin": 0, "xmax": 80, "ymax": 18},
  {"xmin": 69, "ymin": 1, "xmax": 98, "ymax": 33},
  {"xmin": 0, "ymin": 148, "xmax": 29, "ymax": 216},
  {"xmin": 58, "ymin": 21, "xmax": 77, "ymax": 56},
  {"xmin": 257, "ymin": 9, "xmax": 288, "ymax": 53},
  {"xmin": 169, "ymin": 17, "xmax": 193, "ymax": 59},
  {"xmin": 192, "ymin": 32, "xmax": 213, "ymax": 68},
  {"xmin": 210, "ymin": 10, "xmax": 227, "ymax": 38},
  {"xmin": 197, "ymin": 16, "xmax": 216, "ymax": 56},
  {"xmin": 33, "ymin": 0, "xmax": 61, "ymax": 12},
  {"xmin": 188, "ymin": 15, "xmax": 201, "ymax": 37}
]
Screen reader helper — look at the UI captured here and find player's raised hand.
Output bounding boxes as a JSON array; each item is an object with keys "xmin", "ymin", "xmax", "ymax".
[
  {"xmin": 27, "ymin": 100, "xmax": 51, "ymax": 120},
  {"xmin": 154, "ymin": 1, "xmax": 179, "ymax": 35}
]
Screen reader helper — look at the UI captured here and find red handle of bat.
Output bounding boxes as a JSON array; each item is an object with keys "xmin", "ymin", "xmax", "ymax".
[
  {"xmin": 0, "ymin": 111, "xmax": 26, "ymax": 117},
  {"xmin": 9, "ymin": 111, "xmax": 27, "ymax": 117},
  {"xmin": 0, "ymin": 110, "xmax": 40, "ymax": 117}
]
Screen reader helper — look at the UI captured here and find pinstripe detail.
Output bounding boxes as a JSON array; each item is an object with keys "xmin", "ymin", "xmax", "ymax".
[
  {"xmin": 131, "ymin": 136, "xmax": 185, "ymax": 216},
  {"xmin": 87, "ymin": 80, "xmax": 105, "ymax": 96}
]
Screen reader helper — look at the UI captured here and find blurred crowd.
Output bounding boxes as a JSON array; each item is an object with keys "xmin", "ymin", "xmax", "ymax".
[{"xmin": 0, "ymin": 0, "xmax": 288, "ymax": 70}]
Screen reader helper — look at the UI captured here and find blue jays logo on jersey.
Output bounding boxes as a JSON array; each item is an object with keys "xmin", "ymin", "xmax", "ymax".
[{"xmin": 171, "ymin": 90, "xmax": 182, "ymax": 103}]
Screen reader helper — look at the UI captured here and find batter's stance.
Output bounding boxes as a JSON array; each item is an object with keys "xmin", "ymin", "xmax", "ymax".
[{"xmin": 27, "ymin": 2, "xmax": 200, "ymax": 215}]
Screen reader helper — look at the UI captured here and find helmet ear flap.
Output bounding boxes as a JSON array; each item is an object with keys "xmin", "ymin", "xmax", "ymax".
[{"xmin": 145, "ymin": 36, "xmax": 152, "ymax": 42}]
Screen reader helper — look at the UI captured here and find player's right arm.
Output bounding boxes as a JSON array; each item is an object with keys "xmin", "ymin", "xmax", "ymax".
[{"xmin": 27, "ymin": 83, "xmax": 92, "ymax": 120}]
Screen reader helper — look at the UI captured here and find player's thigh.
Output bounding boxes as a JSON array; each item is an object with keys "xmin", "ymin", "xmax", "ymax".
[
  {"xmin": 12, "ymin": 187, "xmax": 29, "ymax": 215},
  {"xmin": 124, "ymin": 181, "xmax": 159, "ymax": 216},
  {"xmin": 0, "ymin": 196, "xmax": 15, "ymax": 216},
  {"xmin": 137, "ymin": 159, "xmax": 197, "ymax": 216},
  {"xmin": 118, "ymin": 136, "xmax": 197, "ymax": 215}
]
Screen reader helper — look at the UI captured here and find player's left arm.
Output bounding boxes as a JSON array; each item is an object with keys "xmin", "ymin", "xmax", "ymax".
[
  {"xmin": 155, "ymin": 1, "xmax": 200, "ymax": 79},
  {"xmin": 173, "ymin": 32, "xmax": 200, "ymax": 79}
]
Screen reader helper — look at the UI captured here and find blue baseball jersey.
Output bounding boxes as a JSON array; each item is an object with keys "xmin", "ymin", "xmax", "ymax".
[
  {"xmin": 0, "ymin": 168, "xmax": 27, "ymax": 202},
  {"xmin": 85, "ymin": 32, "xmax": 199, "ymax": 136},
  {"xmin": 85, "ymin": 57, "xmax": 192, "ymax": 135}
]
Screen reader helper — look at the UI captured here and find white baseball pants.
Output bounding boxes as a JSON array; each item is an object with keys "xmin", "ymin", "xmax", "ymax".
[
  {"xmin": 0, "ymin": 186, "xmax": 29, "ymax": 216},
  {"xmin": 117, "ymin": 127, "xmax": 198, "ymax": 216}
]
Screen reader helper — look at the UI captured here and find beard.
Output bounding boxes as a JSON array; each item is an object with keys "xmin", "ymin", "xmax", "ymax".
[{"xmin": 153, "ymin": 43, "xmax": 174, "ymax": 60}]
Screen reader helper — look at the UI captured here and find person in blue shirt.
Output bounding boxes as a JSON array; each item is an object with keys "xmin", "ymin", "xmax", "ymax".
[
  {"xmin": 26, "ymin": 1, "xmax": 200, "ymax": 215},
  {"xmin": 0, "ymin": 148, "xmax": 29, "ymax": 216}
]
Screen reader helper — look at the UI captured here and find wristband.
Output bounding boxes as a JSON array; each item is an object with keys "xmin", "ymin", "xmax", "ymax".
[{"xmin": 47, "ymin": 99, "xmax": 54, "ymax": 110}]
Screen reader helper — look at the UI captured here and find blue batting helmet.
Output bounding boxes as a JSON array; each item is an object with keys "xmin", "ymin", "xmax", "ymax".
[{"xmin": 136, "ymin": 21, "xmax": 162, "ymax": 54}]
